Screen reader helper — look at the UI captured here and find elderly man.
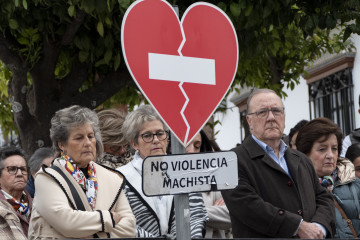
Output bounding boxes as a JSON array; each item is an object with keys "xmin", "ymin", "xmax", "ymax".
[
  {"xmin": 222, "ymin": 89, "xmax": 335, "ymax": 238},
  {"xmin": 25, "ymin": 147, "xmax": 55, "ymax": 198}
]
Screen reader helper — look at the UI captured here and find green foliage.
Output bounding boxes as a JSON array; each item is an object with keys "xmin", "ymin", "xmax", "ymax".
[
  {"xmin": 0, "ymin": 0, "xmax": 360, "ymax": 139},
  {"xmin": 102, "ymin": 85, "xmax": 142, "ymax": 112},
  {"xmin": 0, "ymin": 62, "xmax": 17, "ymax": 138},
  {"xmin": 212, "ymin": 0, "xmax": 357, "ymax": 98}
]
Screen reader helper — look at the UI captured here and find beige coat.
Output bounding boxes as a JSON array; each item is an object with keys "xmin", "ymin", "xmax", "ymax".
[
  {"xmin": 0, "ymin": 199, "xmax": 27, "ymax": 240},
  {"xmin": 28, "ymin": 160, "xmax": 136, "ymax": 239},
  {"xmin": 202, "ymin": 192, "xmax": 232, "ymax": 238}
]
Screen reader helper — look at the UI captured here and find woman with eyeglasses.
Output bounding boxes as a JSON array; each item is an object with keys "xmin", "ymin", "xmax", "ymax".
[
  {"xmin": 96, "ymin": 108, "xmax": 133, "ymax": 169},
  {"xmin": 0, "ymin": 145, "xmax": 31, "ymax": 238},
  {"xmin": 28, "ymin": 105, "xmax": 136, "ymax": 239},
  {"xmin": 117, "ymin": 105, "xmax": 208, "ymax": 238}
]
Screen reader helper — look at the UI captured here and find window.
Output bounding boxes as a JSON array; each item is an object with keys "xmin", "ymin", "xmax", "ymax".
[
  {"xmin": 239, "ymin": 110, "xmax": 249, "ymax": 142},
  {"xmin": 230, "ymin": 87, "xmax": 253, "ymax": 143},
  {"xmin": 309, "ymin": 68, "xmax": 354, "ymax": 135}
]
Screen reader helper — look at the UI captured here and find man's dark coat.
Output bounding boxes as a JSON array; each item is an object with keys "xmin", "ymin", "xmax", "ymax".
[{"xmin": 222, "ymin": 136, "xmax": 335, "ymax": 238}]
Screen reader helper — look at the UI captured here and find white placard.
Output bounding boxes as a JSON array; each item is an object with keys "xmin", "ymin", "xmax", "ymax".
[{"xmin": 142, "ymin": 151, "xmax": 238, "ymax": 196}]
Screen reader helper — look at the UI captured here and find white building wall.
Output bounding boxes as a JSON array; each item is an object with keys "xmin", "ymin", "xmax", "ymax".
[
  {"xmin": 351, "ymin": 34, "xmax": 360, "ymax": 128},
  {"xmin": 282, "ymin": 78, "xmax": 310, "ymax": 136},
  {"xmin": 213, "ymin": 96, "xmax": 241, "ymax": 150}
]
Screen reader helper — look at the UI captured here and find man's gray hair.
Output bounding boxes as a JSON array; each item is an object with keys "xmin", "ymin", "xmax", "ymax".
[
  {"xmin": 28, "ymin": 147, "xmax": 55, "ymax": 175},
  {"xmin": 50, "ymin": 105, "xmax": 104, "ymax": 158},
  {"xmin": 246, "ymin": 88, "xmax": 282, "ymax": 113},
  {"xmin": 121, "ymin": 105, "xmax": 168, "ymax": 145}
]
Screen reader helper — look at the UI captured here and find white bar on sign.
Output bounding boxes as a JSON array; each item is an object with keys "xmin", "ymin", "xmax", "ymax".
[{"xmin": 148, "ymin": 53, "xmax": 216, "ymax": 85}]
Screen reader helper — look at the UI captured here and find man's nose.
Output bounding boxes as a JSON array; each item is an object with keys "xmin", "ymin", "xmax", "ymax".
[{"xmin": 267, "ymin": 110, "xmax": 275, "ymax": 119}]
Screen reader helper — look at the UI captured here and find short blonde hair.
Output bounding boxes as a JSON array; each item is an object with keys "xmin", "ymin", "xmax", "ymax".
[{"xmin": 98, "ymin": 108, "xmax": 127, "ymax": 147}]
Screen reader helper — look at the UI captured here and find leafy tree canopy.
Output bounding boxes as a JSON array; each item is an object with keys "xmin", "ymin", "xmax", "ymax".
[{"xmin": 0, "ymin": 0, "xmax": 359, "ymax": 155}]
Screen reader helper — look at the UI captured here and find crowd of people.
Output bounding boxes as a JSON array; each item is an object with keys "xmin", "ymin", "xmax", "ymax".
[{"xmin": 1, "ymin": 88, "xmax": 360, "ymax": 239}]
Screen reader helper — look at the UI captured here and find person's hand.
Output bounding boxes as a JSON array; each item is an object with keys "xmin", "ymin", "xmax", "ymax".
[
  {"xmin": 162, "ymin": 233, "xmax": 176, "ymax": 240},
  {"xmin": 213, "ymin": 198, "xmax": 225, "ymax": 206},
  {"xmin": 111, "ymin": 212, "xmax": 121, "ymax": 224},
  {"xmin": 297, "ymin": 221, "xmax": 324, "ymax": 239}
]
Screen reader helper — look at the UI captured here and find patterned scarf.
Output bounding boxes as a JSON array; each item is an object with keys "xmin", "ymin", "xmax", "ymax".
[
  {"xmin": 58, "ymin": 154, "xmax": 98, "ymax": 209},
  {"xmin": 1, "ymin": 190, "xmax": 30, "ymax": 218},
  {"xmin": 319, "ymin": 169, "xmax": 338, "ymax": 191},
  {"xmin": 96, "ymin": 149, "xmax": 134, "ymax": 169}
]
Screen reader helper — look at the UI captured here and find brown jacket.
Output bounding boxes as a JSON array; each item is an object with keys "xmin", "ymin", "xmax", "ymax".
[
  {"xmin": 0, "ymin": 199, "xmax": 27, "ymax": 240},
  {"xmin": 28, "ymin": 160, "xmax": 136, "ymax": 239},
  {"xmin": 222, "ymin": 136, "xmax": 335, "ymax": 238},
  {"xmin": 0, "ymin": 190, "xmax": 32, "ymax": 237}
]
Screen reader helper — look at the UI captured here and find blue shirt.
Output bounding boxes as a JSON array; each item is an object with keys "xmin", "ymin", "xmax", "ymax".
[{"xmin": 251, "ymin": 135, "xmax": 290, "ymax": 175}]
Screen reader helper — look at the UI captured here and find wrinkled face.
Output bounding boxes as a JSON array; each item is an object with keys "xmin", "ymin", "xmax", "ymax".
[
  {"xmin": 246, "ymin": 92, "xmax": 285, "ymax": 144},
  {"xmin": 132, "ymin": 120, "xmax": 168, "ymax": 159},
  {"xmin": 186, "ymin": 132, "xmax": 202, "ymax": 153},
  {"xmin": 353, "ymin": 157, "xmax": 360, "ymax": 179},
  {"xmin": 59, "ymin": 123, "xmax": 97, "ymax": 168},
  {"xmin": 308, "ymin": 134, "xmax": 338, "ymax": 177},
  {"xmin": 0, "ymin": 155, "xmax": 28, "ymax": 195}
]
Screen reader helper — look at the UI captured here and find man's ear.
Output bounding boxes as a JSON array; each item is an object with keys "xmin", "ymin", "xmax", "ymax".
[{"xmin": 246, "ymin": 115, "xmax": 252, "ymax": 131}]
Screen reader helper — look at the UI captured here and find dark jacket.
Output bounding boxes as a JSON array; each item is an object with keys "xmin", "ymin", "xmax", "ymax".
[
  {"xmin": 333, "ymin": 158, "xmax": 360, "ymax": 238},
  {"xmin": 221, "ymin": 136, "xmax": 335, "ymax": 238},
  {"xmin": 25, "ymin": 175, "xmax": 35, "ymax": 198}
]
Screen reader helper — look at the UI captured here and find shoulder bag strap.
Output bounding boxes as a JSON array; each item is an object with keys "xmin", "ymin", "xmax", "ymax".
[
  {"xmin": 334, "ymin": 199, "xmax": 358, "ymax": 238},
  {"xmin": 50, "ymin": 165, "xmax": 86, "ymax": 211}
]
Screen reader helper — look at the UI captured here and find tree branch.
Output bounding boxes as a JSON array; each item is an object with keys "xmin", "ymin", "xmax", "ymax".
[
  {"xmin": 268, "ymin": 55, "xmax": 283, "ymax": 85},
  {"xmin": 0, "ymin": 33, "xmax": 31, "ymax": 122},
  {"xmin": 61, "ymin": 10, "xmax": 86, "ymax": 45},
  {"xmin": 29, "ymin": 34, "xmax": 63, "ymax": 118},
  {"xmin": 61, "ymin": 60, "xmax": 89, "ymax": 94},
  {"xmin": 65, "ymin": 68, "xmax": 135, "ymax": 109},
  {"xmin": 0, "ymin": 34, "xmax": 26, "ymax": 71}
]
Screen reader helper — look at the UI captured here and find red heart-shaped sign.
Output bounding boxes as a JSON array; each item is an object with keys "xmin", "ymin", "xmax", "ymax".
[{"xmin": 122, "ymin": 0, "xmax": 238, "ymax": 146}]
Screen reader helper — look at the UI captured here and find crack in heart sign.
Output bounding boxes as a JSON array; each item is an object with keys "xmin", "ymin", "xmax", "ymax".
[{"xmin": 121, "ymin": 0, "xmax": 238, "ymax": 146}]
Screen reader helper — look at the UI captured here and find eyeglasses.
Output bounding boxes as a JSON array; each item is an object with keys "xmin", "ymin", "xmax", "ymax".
[
  {"xmin": 140, "ymin": 131, "xmax": 169, "ymax": 143},
  {"xmin": 247, "ymin": 107, "xmax": 285, "ymax": 118},
  {"xmin": 2, "ymin": 166, "xmax": 28, "ymax": 175}
]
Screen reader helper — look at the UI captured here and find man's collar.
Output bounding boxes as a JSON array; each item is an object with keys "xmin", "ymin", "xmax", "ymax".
[{"xmin": 251, "ymin": 134, "xmax": 287, "ymax": 152}]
